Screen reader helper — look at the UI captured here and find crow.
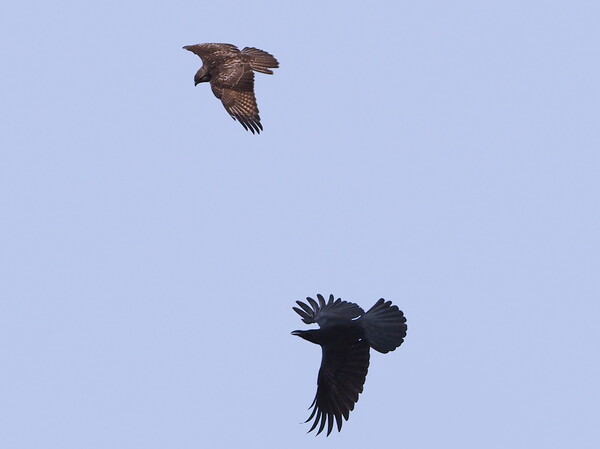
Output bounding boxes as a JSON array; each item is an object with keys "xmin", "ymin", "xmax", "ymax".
[
  {"xmin": 183, "ymin": 43, "xmax": 279, "ymax": 134},
  {"xmin": 292, "ymin": 294, "xmax": 407, "ymax": 436}
]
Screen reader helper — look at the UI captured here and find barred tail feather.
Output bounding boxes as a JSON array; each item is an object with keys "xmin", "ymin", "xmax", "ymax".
[
  {"xmin": 361, "ymin": 299, "xmax": 407, "ymax": 354},
  {"xmin": 242, "ymin": 47, "xmax": 279, "ymax": 74}
]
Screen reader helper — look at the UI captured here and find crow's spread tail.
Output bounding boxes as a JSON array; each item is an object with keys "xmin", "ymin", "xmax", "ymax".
[
  {"xmin": 361, "ymin": 299, "xmax": 407, "ymax": 354},
  {"xmin": 242, "ymin": 47, "xmax": 279, "ymax": 74}
]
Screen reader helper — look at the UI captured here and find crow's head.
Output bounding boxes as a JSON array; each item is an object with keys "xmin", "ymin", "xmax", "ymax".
[{"xmin": 291, "ymin": 329, "xmax": 321, "ymax": 345}]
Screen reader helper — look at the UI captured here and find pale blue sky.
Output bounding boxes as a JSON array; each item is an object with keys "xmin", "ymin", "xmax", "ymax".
[{"xmin": 1, "ymin": 1, "xmax": 599, "ymax": 448}]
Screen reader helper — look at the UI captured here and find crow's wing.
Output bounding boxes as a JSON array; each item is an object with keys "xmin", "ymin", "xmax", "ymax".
[
  {"xmin": 293, "ymin": 294, "xmax": 364, "ymax": 327},
  {"xmin": 305, "ymin": 340, "xmax": 370, "ymax": 436},
  {"xmin": 210, "ymin": 62, "xmax": 262, "ymax": 134}
]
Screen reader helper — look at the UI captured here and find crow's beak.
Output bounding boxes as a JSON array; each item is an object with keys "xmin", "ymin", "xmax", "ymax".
[{"xmin": 291, "ymin": 330, "xmax": 303, "ymax": 336}]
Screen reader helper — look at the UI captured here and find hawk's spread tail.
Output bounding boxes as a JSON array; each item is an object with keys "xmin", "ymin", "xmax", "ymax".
[
  {"xmin": 361, "ymin": 299, "xmax": 407, "ymax": 354},
  {"xmin": 242, "ymin": 47, "xmax": 279, "ymax": 74}
]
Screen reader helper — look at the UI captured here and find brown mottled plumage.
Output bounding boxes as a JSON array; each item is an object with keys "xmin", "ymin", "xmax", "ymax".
[{"xmin": 183, "ymin": 43, "xmax": 279, "ymax": 134}]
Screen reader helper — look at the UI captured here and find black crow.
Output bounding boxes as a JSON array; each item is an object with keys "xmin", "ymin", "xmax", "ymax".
[
  {"xmin": 292, "ymin": 294, "xmax": 407, "ymax": 436},
  {"xmin": 183, "ymin": 43, "xmax": 279, "ymax": 134}
]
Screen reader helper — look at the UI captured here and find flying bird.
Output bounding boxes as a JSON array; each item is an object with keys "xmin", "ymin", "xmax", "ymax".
[
  {"xmin": 183, "ymin": 43, "xmax": 279, "ymax": 134},
  {"xmin": 292, "ymin": 294, "xmax": 407, "ymax": 436}
]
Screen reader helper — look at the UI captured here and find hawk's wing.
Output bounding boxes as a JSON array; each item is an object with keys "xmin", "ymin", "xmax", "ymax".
[
  {"xmin": 306, "ymin": 340, "xmax": 370, "ymax": 436},
  {"xmin": 293, "ymin": 294, "xmax": 365, "ymax": 328},
  {"xmin": 183, "ymin": 43, "xmax": 240, "ymax": 66},
  {"xmin": 210, "ymin": 62, "xmax": 263, "ymax": 134}
]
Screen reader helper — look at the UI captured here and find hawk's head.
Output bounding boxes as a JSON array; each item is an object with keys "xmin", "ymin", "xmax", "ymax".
[{"xmin": 194, "ymin": 67, "xmax": 211, "ymax": 86}]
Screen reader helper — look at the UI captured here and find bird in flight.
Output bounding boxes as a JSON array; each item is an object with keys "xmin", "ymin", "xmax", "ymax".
[
  {"xmin": 183, "ymin": 43, "xmax": 279, "ymax": 134},
  {"xmin": 292, "ymin": 294, "xmax": 407, "ymax": 436}
]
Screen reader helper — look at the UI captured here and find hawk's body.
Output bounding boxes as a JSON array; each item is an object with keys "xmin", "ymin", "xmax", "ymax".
[{"xmin": 183, "ymin": 43, "xmax": 279, "ymax": 134}]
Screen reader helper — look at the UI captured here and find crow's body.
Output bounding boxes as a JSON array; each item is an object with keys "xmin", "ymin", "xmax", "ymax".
[
  {"xmin": 183, "ymin": 43, "xmax": 279, "ymax": 134},
  {"xmin": 292, "ymin": 294, "xmax": 407, "ymax": 436}
]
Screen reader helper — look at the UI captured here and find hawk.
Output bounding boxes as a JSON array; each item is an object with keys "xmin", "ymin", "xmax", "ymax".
[
  {"xmin": 292, "ymin": 294, "xmax": 407, "ymax": 436},
  {"xmin": 183, "ymin": 43, "xmax": 279, "ymax": 134}
]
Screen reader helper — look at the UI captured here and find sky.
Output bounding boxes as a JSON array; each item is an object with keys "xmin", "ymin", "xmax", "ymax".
[{"xmin": 1, "ymin": 1, "xmax": 599, "ymax": 448}]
